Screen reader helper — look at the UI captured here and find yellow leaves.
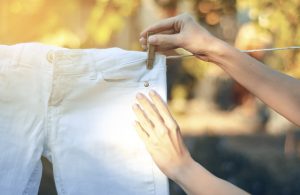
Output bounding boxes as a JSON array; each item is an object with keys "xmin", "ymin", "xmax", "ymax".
[
  {"xmin": 172, "ymin": 84, "xmax": 188, "ymax": 99},
  {"xmin": 10, "ymin": 1, "xmax": 22, "ymax": 14},
  {"xmin": 94, "ymin": 25, "xmax": 112, "ymax": 46},
  {"xmin": 86, "ymin": 0, "xmax": 140, "ymax": 46},
  {"xmin": 1, "ymin": 0, "xmax": 140, "ymax": 47},
  {"xmin": 87, "ymin": 11, "xmax": 124, "ymax": 46},
  {"xmin": 182, "ymin": 57, "xmax": 210, "ymax": 80},
  {"xmin": 237, "ymin": 0, "xmax": 300, "ymax": 75},
  {"xmin": 10, "ymin": 0, "xmax": 43, "ymax": 14},
  {"xmin": 41, "ymin": 29, "xmax": 81, "ymax": 48},
  {"xmin": 170, "ymin": 84, "xmax": 188, "ymax": 114},
  {"xmin": 235, "ymin": 23, "xmax": 272, "ymax": 50},
  {"xmin": 111, "ymin": 0, "xmax": 140, "ymax": 16}
]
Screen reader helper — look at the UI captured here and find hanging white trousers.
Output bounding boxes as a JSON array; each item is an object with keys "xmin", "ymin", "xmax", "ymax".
[{"xmin": 0, "ymin": 43, "xmax": 169, "ymax": 195}]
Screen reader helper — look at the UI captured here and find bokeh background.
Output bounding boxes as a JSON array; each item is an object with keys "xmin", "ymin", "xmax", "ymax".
[{"xmin": 1, "ymin": 0, "xmax": 300, "ymax": 194}]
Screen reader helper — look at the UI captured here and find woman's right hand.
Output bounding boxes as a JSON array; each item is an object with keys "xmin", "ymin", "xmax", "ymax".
[
  {"xmin": 139, "ymin": 13, "xmax": 223, "ymax": 62},
  {"xmin": 132, "ymin": 90, "xmax": 250, "ymax": 195},
  {"xmin": 132, "ymin": 90, "xmax": 193, "ymax": 181}
]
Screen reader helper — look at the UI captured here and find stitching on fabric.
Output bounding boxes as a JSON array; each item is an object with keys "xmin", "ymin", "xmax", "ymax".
[{"xmin": 22, "ymin": 162, "xmax": 41, "ymax": 195}]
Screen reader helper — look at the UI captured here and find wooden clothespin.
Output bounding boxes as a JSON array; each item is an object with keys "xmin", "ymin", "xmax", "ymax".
[{"xmin": 146, "ymin": 31, "xmax": 155, "ymax": 70}]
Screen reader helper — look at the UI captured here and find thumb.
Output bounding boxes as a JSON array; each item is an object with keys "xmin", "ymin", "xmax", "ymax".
[{"xmin": 148, "ymin": 34, "xmax": 182, "ymax": 47}]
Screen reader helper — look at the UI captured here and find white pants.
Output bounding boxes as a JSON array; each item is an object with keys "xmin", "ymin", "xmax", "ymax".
[{"xmin": 0, "ymin": 43, "xmax": 169, "ymax": 195}]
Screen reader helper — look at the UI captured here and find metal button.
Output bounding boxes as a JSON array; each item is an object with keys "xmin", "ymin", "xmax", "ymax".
[{"xmin": 144, "ymin": 81, "xmax": 149, "ymax": 87}]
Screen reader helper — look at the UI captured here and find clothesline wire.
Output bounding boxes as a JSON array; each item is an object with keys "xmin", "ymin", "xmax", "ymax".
[{"xmin": 165, "ymin": 46, "xmax": 300, "ymax": 59}]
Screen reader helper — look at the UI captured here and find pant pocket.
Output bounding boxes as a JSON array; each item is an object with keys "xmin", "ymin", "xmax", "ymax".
[{"xmin": 101, "ymin": 58, "xmax": 163, "ymax": 89}]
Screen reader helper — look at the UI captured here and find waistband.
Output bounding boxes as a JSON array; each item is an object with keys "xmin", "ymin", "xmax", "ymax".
[
  {"xmin": 20, "ymin": 43, "xmax": 97, "ymax": 76},
  {"xmin": 0, "ymin": 43, "xmax": 165, "ymax": 77}
]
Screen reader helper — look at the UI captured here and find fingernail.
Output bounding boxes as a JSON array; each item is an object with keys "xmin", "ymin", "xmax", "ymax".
[
  {"xmin": 132, "ymin": 104, "xmax": 139, "ymax": 110},
  {"xmin": 148, "ymin": 36, "xmax": 156, "ymax": 43},
  {"xmin": 132, "ymin": 121, "xmax": 138, "ymax": 127},
  {"xmin": 141, "ymin": 45, "xmax": 146, "ymax": 50},
  {"xmin": 136, "ymin": 93, "xmax": 143, "ymax": 99},
  {"xmin": 149, "ymin": 90, "xmax": 156, "ymax": 96}
]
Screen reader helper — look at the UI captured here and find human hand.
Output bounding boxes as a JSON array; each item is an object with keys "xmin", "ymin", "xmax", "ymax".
[
  {"xmin": 140, "ymin": 13, "xmax": 222, "ymax": 62},
  {"xmin": 132, "ymin": 90, "xmax": 250, "ymax": 195},
  {"xmin": 132, "ymin": 90, "xmax": 193, "ymax": 181}
]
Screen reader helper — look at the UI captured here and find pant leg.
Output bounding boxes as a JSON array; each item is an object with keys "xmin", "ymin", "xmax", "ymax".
[
  {"xmin": 0, "ymin": 44, "xmax": 52, "ymax": 194},
  {"xmin": 48, "ymin": 48, "xmax": 169, "ymax": 195}
]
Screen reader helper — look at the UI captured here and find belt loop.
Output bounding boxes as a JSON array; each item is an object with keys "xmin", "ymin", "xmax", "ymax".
[
  {"xmin": 46, "ymin": 49, "xmax": 58, "ymax": 74},
  {"xmin": 88, "ymin": 50, "xmax": 98, "ymax": 80},
  {"xmin": 46, "ymin": 49, "xmax": 55, "ymax": 64},
  {"xmin": 13, "ymin": 44, "xmax": 25, "ymax": 69}
]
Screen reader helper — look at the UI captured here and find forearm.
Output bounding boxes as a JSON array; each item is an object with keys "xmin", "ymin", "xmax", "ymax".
[
  {"xmin": 174, "ymin": 158, "xmax": 249, "ymax": 195},
  {"xmin": 208, "ymin": 39, "xmax": 300, "ymax": 126}
]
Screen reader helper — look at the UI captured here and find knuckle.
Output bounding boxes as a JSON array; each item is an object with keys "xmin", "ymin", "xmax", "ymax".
[
  {"xmin": 170, "ymin": 124, "xmax": 178, "ymax": 131},
  {"xmin": 176, "ymin": 35, "xmax": 185, "ymax": 47},
  {"xmin": 166, "ymin": 120, "xmax": 177, "ymax": 130},
  {"xmin": 155, "ymin": 36, "xmax": 162, "ymax": 44},
  {"xmin": 146, "ymin": 144, "xmax": 154, "ymax": 153},
  {"xmin": 158, "ymin": 127, "xmax": 168, "ymax": 137},
  {"xmin": 181, "ymin": 13, "xmax": 192, "ymax": 21},
  {"xmin": 148, "ymin": 120, "xmax": 154, "ymax": 128},
  {"xmin": 150, "ymin": 138, "xmax": 159, "ymax": 146}
]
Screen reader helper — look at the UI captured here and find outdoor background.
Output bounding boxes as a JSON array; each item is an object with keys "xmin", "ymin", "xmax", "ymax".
[{"xmin": 1, "ymin": 0, "xmax": 300, "ymax": 194}]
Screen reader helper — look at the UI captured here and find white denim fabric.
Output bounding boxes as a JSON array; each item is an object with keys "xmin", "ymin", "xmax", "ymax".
[{"xmin": 0, "ymin": 43, "xmax": 169, "ymax": 195}]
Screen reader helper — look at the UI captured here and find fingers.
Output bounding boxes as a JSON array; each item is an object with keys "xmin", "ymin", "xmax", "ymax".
[
  {"xmin": 136, "ymin": 93, "xmax": 163, "ymax": 125},
  {"xmin": 148, "ymin": 90, "xmax": 178, "ymax": 130},
  {"xmin": 140, "ymin": 13, "xmax": 194, "ymax": 39},
  {"xmin": 139, "ymin": 13, "xmax": 211, "ymax": 55},
  {"xmin": 132, "ymin": 104, "xmax": 156, "ymax": 138},
  {"xmin": 134, "ymin": 120, "xmax": 149, "ymax": 143},
  {"xmin": 139, "ymin": 14, "xmax": 186, "ymax": 51},
  {"xmin": 148, "ymin": 90, "xmax": 181, "ymax": 152},
  {"xmin": 139, "ymin": 29, "xmax": 176, "ymax": 50},
  {"xmin": 140, "ymin": 16, "xmax": 178, "ymax": 39},
  {"xmin": 153, "ymin": 34, "xmax": 182, "ymax": 50},
  {"xmin": 133, "ymin": 91, "xmax": 184, "ymax": 154},
  {"xmin": 136, "ymin": 93, "xmax": 168, "ymax": 135},
  {"xmin": 140, "ymin": 34, "xmax": 182, "ymax": 52},
  {"xmin": 133, "ymin": 90, "xmax": 178, "ymax": 133}
]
